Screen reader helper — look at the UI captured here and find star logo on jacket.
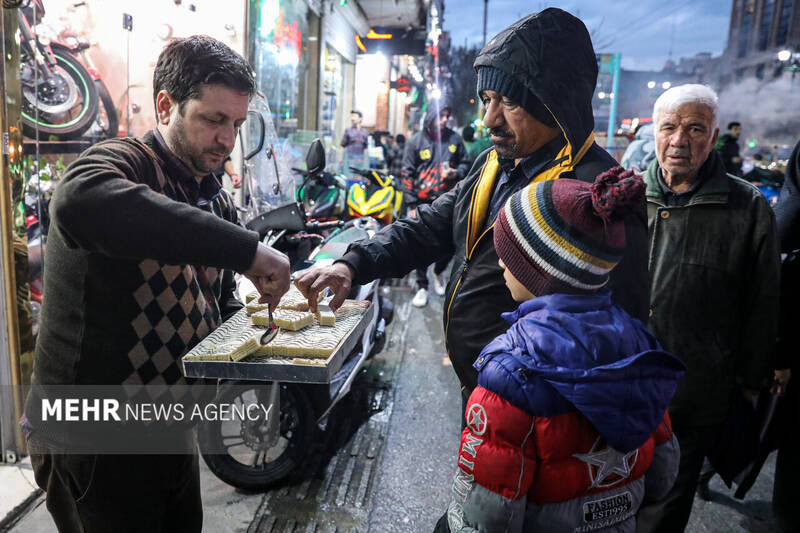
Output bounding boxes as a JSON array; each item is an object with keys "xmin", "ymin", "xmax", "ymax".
[
  {"xmin": 466, "ymin": 403, "xmax": 487, "ymax": 435},
  {"xmin": 420, "ymin": 149, "xmax": 432, "ymax": 160},
  {"xmin": 448, "ymin": 144, "xmax": 457, "ymax": 153},
  {"xmin": 573, "ymin": 437, "xmax": 639, "ymax": 489}
]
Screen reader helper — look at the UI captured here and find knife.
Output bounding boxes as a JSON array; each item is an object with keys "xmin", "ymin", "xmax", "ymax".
[{"xmin": 260, "ymin": 303, "xmax": 279, "ymax": 345}]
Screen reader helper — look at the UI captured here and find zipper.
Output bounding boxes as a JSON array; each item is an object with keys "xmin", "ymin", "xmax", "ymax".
[{"xmin": 444, "ymin": 224, "xmax": 494, "ymax": 341}]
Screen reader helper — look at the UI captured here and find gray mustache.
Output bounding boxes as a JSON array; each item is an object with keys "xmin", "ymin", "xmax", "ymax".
[{"xmin": 489, "ymin": 128, "xmax": 513, "ymax": 138}]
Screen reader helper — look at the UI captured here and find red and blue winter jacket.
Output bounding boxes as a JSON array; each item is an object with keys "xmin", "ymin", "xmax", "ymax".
[{"xmin": 446, "ymin": 291, "xmax": 685, "ymax": 532}]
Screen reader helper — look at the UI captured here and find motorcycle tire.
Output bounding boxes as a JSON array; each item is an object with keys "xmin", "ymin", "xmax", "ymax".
[
  {"xmin": 198, "ymin": 380, "xmax": 316, "ymax": 491},
  {"xmin": 92, "ymin": 80, "xmax": 119, "ymax": 139},
  {"xmin": 21, "ymin": 44, "xmax": 99, "ymax": 140}
]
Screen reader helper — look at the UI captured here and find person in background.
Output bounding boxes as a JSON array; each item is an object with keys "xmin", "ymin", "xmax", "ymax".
[
  {"xmin": 461, "ymin": 125, "xmax": 492, "ymax": 164},
  {"xmin": 372, "ymin": 130, "xmax": 391, "ymax": 170},
  {"xmin": 390, "ymin": 133, "xmax": 407, "ymax": 178},
  {"xmin": 436, "ymin": 168, "xmax": 684, "ymax": 533},
  {"xmin": 341, "ymin": 110, "xmax": 369, "ymax": 173},
  {"xmin": 715, "ymin": 121, "xmax": 743, "ymax": 176},
  {"xmin": 214, "ymin": 156, "xmax": 241, "ymax": 189},
  {"xmin": 401, "ymin": 102, "xmax": 469, "ymax": 307},
  {"xmin": 636, "ymin": 85, "xmax": 779, "ymax": 532},
  {"xmin": 213, "ymin": 155, "xmax": 241, "ymax": 204}
]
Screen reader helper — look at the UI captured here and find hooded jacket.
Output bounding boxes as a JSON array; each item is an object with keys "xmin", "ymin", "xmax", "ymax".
[
  {"xmin": 338, "ymin": 8, "xmax": 649, "ymax": 394},
  {"xmin": 445, "ymin": 292, "xmax": 684, "ymax": 532},
  {"xmin": 402, "ymin": 104, "xmax": 469, "ymax": 203}
]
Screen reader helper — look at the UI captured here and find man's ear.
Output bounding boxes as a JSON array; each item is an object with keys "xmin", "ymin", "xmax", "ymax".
[
  {"xmin": 711, "ymin": 127, "xmax": 720, "ymax": 146},
  {"xmin": 155, "ymin": 90, "xmax": 176, "ymax": 125}
]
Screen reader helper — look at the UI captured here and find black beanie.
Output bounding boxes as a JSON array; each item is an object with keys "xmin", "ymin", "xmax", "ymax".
[{"xmin": 476, "ymin": 66, "xmax": 557, "ymax": 128}]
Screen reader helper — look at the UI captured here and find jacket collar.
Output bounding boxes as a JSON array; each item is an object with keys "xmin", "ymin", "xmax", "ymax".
[
  {"xmin": 644, "ymin": 150, "xmax": 730, "ymax": 207},
  {"xmin": 502, "ymin": 290, "xmax": 612, "ymax": 323}
]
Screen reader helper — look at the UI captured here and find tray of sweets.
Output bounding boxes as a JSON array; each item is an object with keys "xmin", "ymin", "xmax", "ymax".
[{"xmin": 181, "ymin": 299, "xmax": 374, "ymax": 383}]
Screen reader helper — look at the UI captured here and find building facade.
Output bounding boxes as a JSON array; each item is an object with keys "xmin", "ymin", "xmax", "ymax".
[{"xmin": 722, "ymin": 0, "xmax": 800, "ymax": 83}]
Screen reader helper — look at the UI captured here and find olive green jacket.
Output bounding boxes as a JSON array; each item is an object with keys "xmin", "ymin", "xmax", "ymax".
[{"xmin": 644, "ymin": 152, "xmax": 779, "ymax": 426}]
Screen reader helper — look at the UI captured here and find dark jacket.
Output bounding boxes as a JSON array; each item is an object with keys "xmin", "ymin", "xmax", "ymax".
[
  {"xmin": 776, "ymin": 140, "xmax": 800, "ymax": 371},
  {"xmin": 339, "ymin": 8, "xmax": 649, "ymax": 394},
  {"xmin": 715, "ymin": 133, "xmax": 742, "ymax": 176},
  {"xmin": 402, "ymin": 105, "xmax": 469, "ymax": 204},
  {"xmin": 389, "ymin": 142, "xmax": 406, "ymax": 177},
  {"xmin": 644, "ymin": 152, "xmax": 780, "ymax": 426},
  {"xmin": 776, "ymin": 139, "xmax": 800, "ymax": 252},
  {"xmin": 446, "ymin": 292, "xmax": 683, "ymax": 532}
]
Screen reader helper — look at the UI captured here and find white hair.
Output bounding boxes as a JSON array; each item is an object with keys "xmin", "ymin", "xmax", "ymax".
[{"xmin": 653, "ymin": 84, "xmax": 719, "ymax": 129}]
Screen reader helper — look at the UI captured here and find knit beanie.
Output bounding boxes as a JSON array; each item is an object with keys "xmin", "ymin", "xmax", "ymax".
[
  {"xmin": 493, "ymin": 166, "xmax": 645, "ymax": 296},
  {"xmin": 476, "ymin": 66, "xmax": 557, "ymax": 128}
]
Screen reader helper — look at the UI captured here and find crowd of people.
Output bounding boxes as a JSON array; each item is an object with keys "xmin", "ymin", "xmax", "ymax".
[
  {"xmin": 301, "ymin": 7, "xmax": 796, "ymax": 533},
  {"xmin": 21, "ymin": 6, "xmax": 797, "ymax": 533}
]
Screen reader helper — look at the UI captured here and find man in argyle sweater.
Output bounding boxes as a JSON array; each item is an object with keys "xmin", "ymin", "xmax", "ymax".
[{"xmin": 23, "ymin": 36, "xmax": 290, "ymax": 532}]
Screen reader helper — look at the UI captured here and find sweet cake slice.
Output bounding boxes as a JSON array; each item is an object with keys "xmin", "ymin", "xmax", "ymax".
[{"xmin": 252, "ymin": 308, "xmax": 315, "ymax": 331}]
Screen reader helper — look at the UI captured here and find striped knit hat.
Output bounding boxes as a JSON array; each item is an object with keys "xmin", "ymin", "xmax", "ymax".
[{"xmin": 494, "ymin": 166, "xmax": 644, "ymax": 296}]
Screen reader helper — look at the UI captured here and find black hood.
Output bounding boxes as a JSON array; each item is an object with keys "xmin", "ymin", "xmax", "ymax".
[
  {"xmin": 424, "ymin": 101, "xmax": 453, "ymax": 133},
  {"xmin": 474, "ymin": 8, "xmax": 597, "ymax": 164}
]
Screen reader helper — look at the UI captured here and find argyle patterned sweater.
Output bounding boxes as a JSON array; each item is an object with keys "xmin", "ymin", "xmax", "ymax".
[{"xmin": 25, "ymin": 132, "xmax": 259, "ymax": 428}]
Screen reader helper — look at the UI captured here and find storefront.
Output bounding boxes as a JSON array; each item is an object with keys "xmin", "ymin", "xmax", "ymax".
[
  {"xmin": 248, "ymin": 0, "xmax": 312, "ymax": 141},
  {"xmin": 319, "ymin": 1, "xmax": 367, "ymax": 166},
  {"xmin": 0, "ymin": 0, "xmax": 250, "ymax": 460}
]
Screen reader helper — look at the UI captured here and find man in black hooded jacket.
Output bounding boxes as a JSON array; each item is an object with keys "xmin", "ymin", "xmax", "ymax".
[
  {"xmin": 295, "ymin": 8, "xmax": 649, "ymax": 412},
  {"xmin": 402, "ymin": 104, "xmax": 469, "ymax": 306}
]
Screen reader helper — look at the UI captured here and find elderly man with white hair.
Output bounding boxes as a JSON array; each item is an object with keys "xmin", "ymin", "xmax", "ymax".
[{"xmin": 635, "ymin": 84, "xmax": 780, "ymax": 531}]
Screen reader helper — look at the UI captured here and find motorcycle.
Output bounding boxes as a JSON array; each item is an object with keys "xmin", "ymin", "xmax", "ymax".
[
  {"xmin": 194, "ymin": 97, "xmax": 393, "ymax": 490},
  {"xmin": 56, "ymin": 1, "xmax": 119, "ymax": 139},
  {"xmin": 346, "ymin": 166, "xmax": 404, "ymax": 225},
  {"xmin": 295, "ymin": 165, "xmax": 348, "ymax": 223},
  {"xmin": 18, "ymin": 0, "xmax": 100, "ymax": 140},
  {"xmin": 23, "ymin": 167, "xmax": 57, "ymax": 336}
]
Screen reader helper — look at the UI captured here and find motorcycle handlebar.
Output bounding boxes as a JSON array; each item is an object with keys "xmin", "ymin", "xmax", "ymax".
[{"xmin": 306, "ymin": 220, "xmax": 344, "ymax": 231}]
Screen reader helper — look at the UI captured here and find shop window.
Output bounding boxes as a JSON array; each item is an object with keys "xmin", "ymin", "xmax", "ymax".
[{"xmin": 248, "ymin": 0, "xmax": 310, "ymax": 141}]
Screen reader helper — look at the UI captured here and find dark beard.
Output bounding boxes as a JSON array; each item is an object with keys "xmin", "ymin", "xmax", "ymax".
[
  {"xmin": 489, "ymin": 127, "xmax": 518, "ymax": 158},
  {"xmin": 167, "ymin": 116, "xmax": 217, "ymax": 175},
  {"xmin": 492, "ymin": 140, "xmax": 520, "ymax": 159}
]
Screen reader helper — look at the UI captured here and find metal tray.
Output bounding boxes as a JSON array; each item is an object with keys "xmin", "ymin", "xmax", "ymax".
[{"xmin": 181, "ymin": 301, "xmax": 374, "ymax": 383}]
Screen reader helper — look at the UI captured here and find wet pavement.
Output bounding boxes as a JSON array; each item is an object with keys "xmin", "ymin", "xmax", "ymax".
[{"xmin": 6, "ymin": 282, "xmax": 781, "ymax": 532}]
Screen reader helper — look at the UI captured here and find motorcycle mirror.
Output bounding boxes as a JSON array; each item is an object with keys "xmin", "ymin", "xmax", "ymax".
[
  {"xmin": 306, "ymin": 139, "xmax": 326, "ymax": 175},
  {"xmin": 241, "ymin": 110, "xmax": 266, "ymax": 161}
]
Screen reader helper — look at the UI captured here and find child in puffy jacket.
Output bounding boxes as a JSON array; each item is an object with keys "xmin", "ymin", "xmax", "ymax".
[{"xmin": 438, "ymin": 167, "xmax": 685, "ymax": 533}]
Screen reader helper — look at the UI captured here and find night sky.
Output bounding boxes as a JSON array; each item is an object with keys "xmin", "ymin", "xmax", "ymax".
[{"xmin": 444, "ymin": 1, "xmax": 732, "ymax": 71}]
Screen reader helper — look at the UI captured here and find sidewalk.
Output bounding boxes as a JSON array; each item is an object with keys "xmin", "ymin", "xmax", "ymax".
[{"xmin": 0, "ymin": 456, "xmax": 42, "ymax": 530}]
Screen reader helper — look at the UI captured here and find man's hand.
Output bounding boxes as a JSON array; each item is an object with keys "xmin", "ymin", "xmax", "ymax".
[
  {"xmin": 244, "ymin": 242, "xmax": 291, "ymax": 308},
  {"xmin": 771, "ymin": 368, "xmax": 792, "ymax": 396},
  {"xmin": 294, "ymin": 262, "xmax": 355, "ymax": 312},
  {"xmin": 231, "ymin": 174, "xmax": 242, "ymax": 189}
]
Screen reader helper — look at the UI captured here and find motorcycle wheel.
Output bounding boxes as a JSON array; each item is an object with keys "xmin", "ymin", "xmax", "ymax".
[
  {"xmin": 198, "ymin": 381, "xmax": 316, "ymax": 491},
  {"xmin": 91, "ymin": 80, "xmax": 119, "ymax": 139},
  {"xmin": 21, "ymin": 44, "xmax": 99, "ymax": 140}
]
